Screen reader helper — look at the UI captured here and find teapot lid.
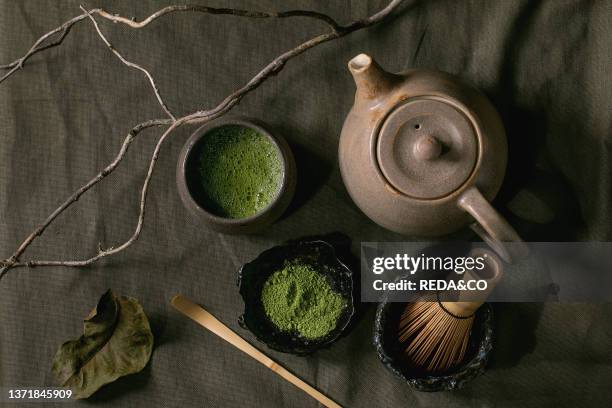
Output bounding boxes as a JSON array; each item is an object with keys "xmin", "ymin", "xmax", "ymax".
[{"xmin": 376, "ymin": 96, "xmax": 478, "ymax": 199}]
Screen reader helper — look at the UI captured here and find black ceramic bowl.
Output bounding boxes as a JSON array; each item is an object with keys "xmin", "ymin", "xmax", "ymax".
[
  {"xmin": 238, "ymin": 240, "xmax": 355, "ymax": 355},
  {"xmin": 373, "ymin": 293, "xmax": 493, "ymax": 392},
  {"xmin": 176, "ymin": 117, "xmax": 296, "ymax": 234}
]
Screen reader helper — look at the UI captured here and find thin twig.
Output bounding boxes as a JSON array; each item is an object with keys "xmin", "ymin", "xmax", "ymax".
[
  {"xmin": 0, "ymin": 23, "xmax": 75, "ymax": 70},
  {"xmin": 95, "ymin": 5, "xmax": 341, "ymax": 32},
  {"xmin": 0, "ymin": 119, "xmax": 171, "ymax": 275},
  {"xmin": 0, "ymin": 0, "xmax": 405, "ymax": 277},
  {"xmin": 80, "ymin": 6, "xmax": 176, "ymax": 121},
  {"xmin": 0, "ymin": 12, "xmax": 95, "ymax": 84},
  {"xmin": 0, "ymin": 4, "xmax": 345, "ymax": 83}
]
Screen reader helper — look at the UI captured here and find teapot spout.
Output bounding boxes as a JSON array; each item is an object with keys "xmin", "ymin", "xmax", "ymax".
[{"xmin": 348, "ymin": 54, "xmax": 398, "ymax": 101}]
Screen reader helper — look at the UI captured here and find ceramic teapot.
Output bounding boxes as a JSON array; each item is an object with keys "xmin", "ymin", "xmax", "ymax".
[{"xmin": 338, "ymin": 54, "xmax": 526, "ymax": 262}]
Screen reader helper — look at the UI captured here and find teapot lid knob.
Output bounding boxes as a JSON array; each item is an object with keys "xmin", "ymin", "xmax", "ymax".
[{"xmin": 413, "ymin": 134, "xmax": 442, "ymax": 161}]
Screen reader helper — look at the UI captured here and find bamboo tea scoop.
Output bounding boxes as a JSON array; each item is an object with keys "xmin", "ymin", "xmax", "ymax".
[{"xmin": 171, "ymin": 294, "xmax": 342, "ymax": 408}]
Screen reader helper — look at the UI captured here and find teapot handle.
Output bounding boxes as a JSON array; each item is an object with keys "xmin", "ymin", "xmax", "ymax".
[{"xmin": 458, "ymin": 187, "xmax": 529, "ymax": 263}]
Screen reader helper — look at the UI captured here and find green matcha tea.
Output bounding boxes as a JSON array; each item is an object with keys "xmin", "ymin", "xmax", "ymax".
[
  {"xmin": 261, "ymin": 262, "xmax": 346, "ymax": 339},
  {"xmin": 198, "ymin": 125, "xmax": 282, "ymax": 218}
]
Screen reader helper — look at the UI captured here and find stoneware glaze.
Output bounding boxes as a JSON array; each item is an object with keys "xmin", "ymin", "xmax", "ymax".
[
  {"xmin": 177, "ymin": 117, "xmax": 296, "ymax": 234},
  {"xmin": 339, "ymin": 54, "xmax": 527, "ymax": 261}
]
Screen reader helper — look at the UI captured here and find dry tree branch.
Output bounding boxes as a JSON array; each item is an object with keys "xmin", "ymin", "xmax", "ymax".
[
  {"xmin": 0, "ymin": 4, "xmax": 344, "ymax": 83},
  {"xmin": 0, "ymin": 119, "xmax": 172, "ymax": 271},
  {"xmin": 0, "ymin": 21, "xmax": 76, "ymax": 70},
  {"xmin": 0, "ymin": 12, "xmax": 92, "ymax": 84},
  {"xmin": 79, "ymin": 6, "xmax": 176, "ymax": 121},
  {"xmin": 94, "ymin": 5, "xmax": 342, "ymax": 31},
  {"xmin": 0, "ymin": 0, "xmax": 405, "ymax": 278}
]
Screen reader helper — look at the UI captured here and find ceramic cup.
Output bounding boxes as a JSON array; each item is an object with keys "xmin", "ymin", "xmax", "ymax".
[{"xmin": 176, "ymin": 117, "xmax": 296, "ymax": 234}]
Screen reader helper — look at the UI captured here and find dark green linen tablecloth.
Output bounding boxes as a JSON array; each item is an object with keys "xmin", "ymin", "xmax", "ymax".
[{"xmin": 1, "ymin": 1, "xmax": 611, "ymax": 407}]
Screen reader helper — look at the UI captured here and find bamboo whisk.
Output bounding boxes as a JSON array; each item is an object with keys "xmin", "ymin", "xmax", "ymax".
[{"xmin": 398, "ymin": 248, "xmax": 502, "ymax": 373}]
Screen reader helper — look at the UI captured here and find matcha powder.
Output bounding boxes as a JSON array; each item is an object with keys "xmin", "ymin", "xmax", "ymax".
[
  {"xmin": 261, "ymin": 262, "xmax": 346, "ymax": 339},
  {"xmin": 198, "ymin": 125, "xmax": 282, "ymax": 219}
]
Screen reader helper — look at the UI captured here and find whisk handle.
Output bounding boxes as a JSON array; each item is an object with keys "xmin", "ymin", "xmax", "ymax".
[{"xmin": 443, "ymin": 248, "xmax": 503, "ymax": 316}]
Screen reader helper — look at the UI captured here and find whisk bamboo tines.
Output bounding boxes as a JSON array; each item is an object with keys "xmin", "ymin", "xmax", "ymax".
[{"xmin": 399, "ymin": 248, "xmax": 503, "ymax": 373}]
